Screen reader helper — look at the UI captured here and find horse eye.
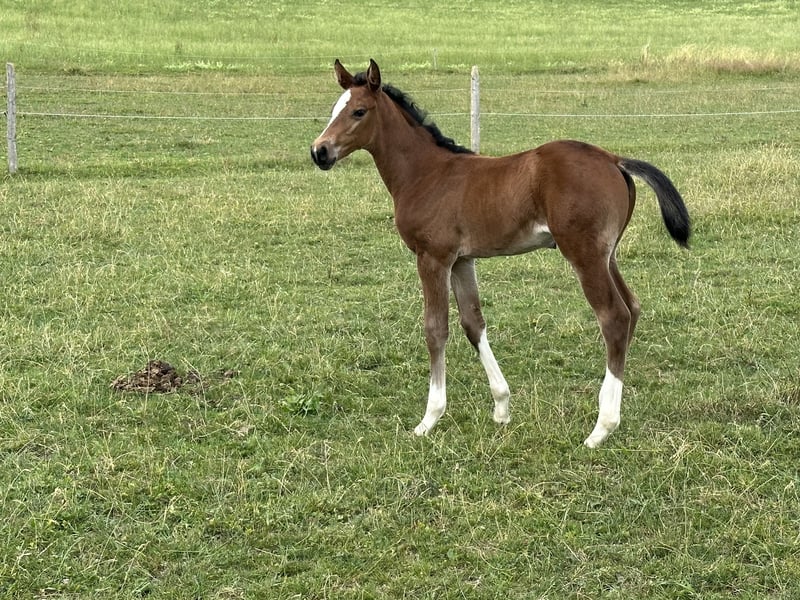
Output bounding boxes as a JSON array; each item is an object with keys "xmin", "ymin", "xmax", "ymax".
[{"xmin": 352, "ymin": 108, "xmax": 367, "ymax": 118}]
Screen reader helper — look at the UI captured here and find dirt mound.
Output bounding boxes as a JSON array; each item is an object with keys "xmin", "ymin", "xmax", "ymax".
[{"xmin": 110, "ymin": 359, "xmax": 231, "ymax": 394}]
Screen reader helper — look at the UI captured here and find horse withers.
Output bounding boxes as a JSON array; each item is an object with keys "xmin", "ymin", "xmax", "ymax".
[{"xmin": 311, "ymin": 59, "xmax": 690, "ymax": 448}]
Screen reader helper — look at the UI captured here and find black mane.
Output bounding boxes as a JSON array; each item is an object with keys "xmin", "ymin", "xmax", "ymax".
[{"xmin": 353, "ymin": 71, "xmax": 474, "ymax": 155}]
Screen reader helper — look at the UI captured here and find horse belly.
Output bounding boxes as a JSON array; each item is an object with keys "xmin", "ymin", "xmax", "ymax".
[
  {"xmin": 466, "ymin": 221, "xmax": 555, "ymax": 257},
  {"xmin": 505, "ymin": 222, "xmax": 556, "ymax": 254}
]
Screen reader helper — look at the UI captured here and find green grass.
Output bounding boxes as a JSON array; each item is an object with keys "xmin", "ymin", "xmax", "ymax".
[
  {"xmin": 4, "ymin": 0, "xmax": 800, "ymax": 75},
  {"xmin": 2, "ymin": 1, "xmax": 800, "ymax": 598}
]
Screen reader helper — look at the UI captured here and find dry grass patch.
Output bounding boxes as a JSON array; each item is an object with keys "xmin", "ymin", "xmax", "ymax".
[{"xmin": 666, "ymin": 45, "xmax": 800, "ymax": 75}]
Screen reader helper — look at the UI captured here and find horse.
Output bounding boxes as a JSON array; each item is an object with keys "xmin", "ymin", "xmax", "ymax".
[{"xmin": 310, "ymin": 59, "xmax": 690, "ymax": 448}]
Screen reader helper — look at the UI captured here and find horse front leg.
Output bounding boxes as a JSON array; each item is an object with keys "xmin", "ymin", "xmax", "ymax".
[
  {"xmin": 413, "ymin": 252, "xmax": 452, "ymax": 436},
  {"xmin": 451, "ymin": 258, "xmax": 511, "ymax": 425}
]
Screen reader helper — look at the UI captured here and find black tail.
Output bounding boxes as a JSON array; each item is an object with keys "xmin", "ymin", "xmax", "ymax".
[{"xmin": 619, "ymin": 158, "xmax": 691, "ymax": 248}]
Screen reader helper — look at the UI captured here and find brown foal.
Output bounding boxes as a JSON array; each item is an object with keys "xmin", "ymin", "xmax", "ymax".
[{"xmin": 311, "ymin": 59, "xmax": 690, "ymax": 447}]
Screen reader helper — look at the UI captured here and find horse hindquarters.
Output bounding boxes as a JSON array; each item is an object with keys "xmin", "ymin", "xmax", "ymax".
[{"xmin": 539, "ymin": 145, "xmax": 638, "ymax": 447}]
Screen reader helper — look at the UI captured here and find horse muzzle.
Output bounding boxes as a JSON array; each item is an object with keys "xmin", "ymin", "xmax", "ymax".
[{"xmin": 310, "ymin": 143, "xmax": 337, "ymax": 171}]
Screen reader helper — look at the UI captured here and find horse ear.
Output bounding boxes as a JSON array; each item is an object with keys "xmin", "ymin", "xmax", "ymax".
[
  {"xmin": 367, "ymin": 59, "xmax": 381, "ymax": 92},
  {"xmin": 334, "ymin": 59, "xmax": 354, "ymax": 90}
]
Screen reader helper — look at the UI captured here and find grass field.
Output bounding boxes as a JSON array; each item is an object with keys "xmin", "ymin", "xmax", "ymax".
[{"xmin": 2, "ymin": 1, "xmax": 800, "ymax": 598}]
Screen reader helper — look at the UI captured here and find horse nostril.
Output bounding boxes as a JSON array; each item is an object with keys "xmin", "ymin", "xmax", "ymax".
[
  {"xmin": 309, "ymin": 145, "xmax": 323, "ymax": 163},
  {"xmin": 311, "ymin": 144, "xmax": 335, "ymax": 170}
]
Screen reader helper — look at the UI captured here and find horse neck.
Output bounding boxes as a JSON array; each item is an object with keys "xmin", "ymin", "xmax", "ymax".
[{"xmin": 367, "ymin": 94, "xmax": 448, "ymax": 200}]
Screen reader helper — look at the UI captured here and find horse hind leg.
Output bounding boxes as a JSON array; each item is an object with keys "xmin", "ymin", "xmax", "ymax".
[
  {"xmin": 451, "ymin": 258, "xmax": 511, "ymax": 425},
  {"xmin": 570, "ymin": 253, "xmax": 633, "ymax": 448}
]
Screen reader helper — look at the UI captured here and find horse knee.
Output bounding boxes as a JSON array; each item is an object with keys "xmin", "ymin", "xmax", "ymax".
[
  {"xmin": 424, "ymin": 317, "xmax": 448, "ymax": 353},
  {"xmin": 458, "ymin": 308, "xmax": 485, "ymax": 349},
  {"xmin": 459, "ymin": 320, "xmax": 483, "ymax": 349}
]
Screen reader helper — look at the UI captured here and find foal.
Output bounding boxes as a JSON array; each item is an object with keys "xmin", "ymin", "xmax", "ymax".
[{"xmin": 311, "ymin": 59, "xmax": 690, "ymax": 447}]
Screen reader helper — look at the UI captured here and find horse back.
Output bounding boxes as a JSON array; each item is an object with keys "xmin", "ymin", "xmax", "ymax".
[{"xmin": 393, "ymin": 140, "xmax": 633, "ymax": 260}]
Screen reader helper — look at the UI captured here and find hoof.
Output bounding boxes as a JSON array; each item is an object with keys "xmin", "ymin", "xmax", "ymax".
[
  {"xmin": 583, "ymin": 435, "xmax": 602, "ymax": 449},
  {"xmin": 583, "ymin": 427, "xmax": 614, "ymax": 449},
  {"xmin": 492, "ymin": 398, "xmax": 510, "ymax": 425},
  {"xmin": 493, "ymin": 412, "xmax": 511, "ymax": 426}
]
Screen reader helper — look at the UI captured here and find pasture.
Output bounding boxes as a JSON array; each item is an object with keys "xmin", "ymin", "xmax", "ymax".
[{"xmin": 2, "ymin": 1, "xmax": 800, "ymax": 598}]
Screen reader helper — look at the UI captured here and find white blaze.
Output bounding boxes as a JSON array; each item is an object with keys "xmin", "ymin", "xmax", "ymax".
[{"xmin": 320, "ymin": 89, "xmax": 351, "ymax": 136}]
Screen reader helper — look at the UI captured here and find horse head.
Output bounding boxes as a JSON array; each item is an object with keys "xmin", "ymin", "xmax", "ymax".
[{"xmin": 310, "ymin": 59, "xmax": 382, "ymax": 170}]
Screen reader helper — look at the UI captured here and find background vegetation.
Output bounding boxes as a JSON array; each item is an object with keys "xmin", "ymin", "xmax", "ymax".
[{"xmin": 2, "ymin": 1, "xmax": 799, "ymax": 598}]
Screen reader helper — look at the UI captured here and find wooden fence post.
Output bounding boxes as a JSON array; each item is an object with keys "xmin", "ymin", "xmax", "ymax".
[
  {"xmin": 6, "ymin": 63, "xmax": 17, "ymax": 174},
  {"xmin": 470, "ymin": 65, "xmax": 480, "ymax": 153}
]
